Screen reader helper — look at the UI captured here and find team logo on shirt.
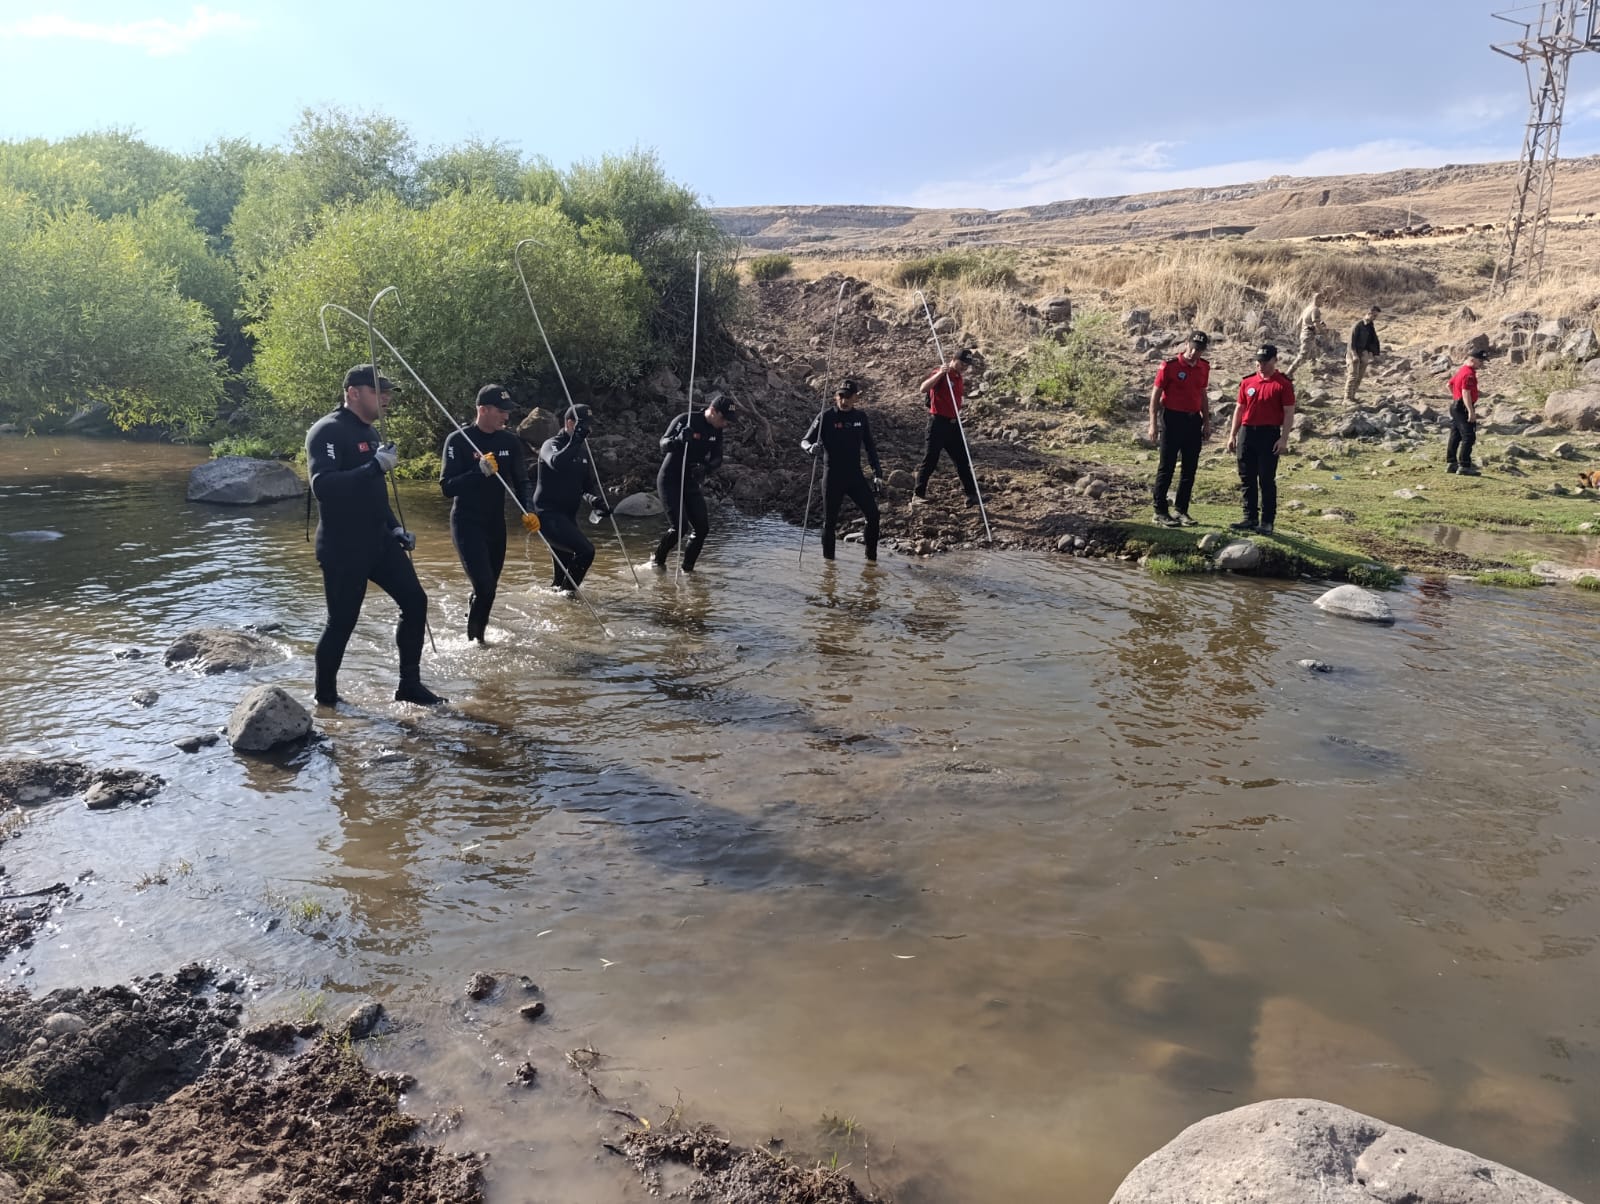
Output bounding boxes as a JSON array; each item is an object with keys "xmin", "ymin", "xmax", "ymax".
[
  {"xmin": 1246, "ymin": 388, "xmax": 1258, "ymax": 398},
  {"xmin": 1177, "ymin": 371, "xmax": 1187, "ymax": 380},
  {"xmin": 325, "ymin": 442, "xmax": 336, "ymax": 460},
  {"xmin": 358, "ymin": 442, "xmax": 370, "ymax": 452}
]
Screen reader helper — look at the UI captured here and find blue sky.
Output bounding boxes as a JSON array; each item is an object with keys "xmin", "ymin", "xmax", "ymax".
[{"xmin": 3, "ymin": 0, "xmax": 1599, "ymax": 209}]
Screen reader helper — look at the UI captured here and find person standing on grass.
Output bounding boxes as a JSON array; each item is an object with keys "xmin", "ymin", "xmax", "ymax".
[
  {"xmin": 1345, "ymin": 305, "xmax": 1382, "ymax": 402},
  {"xmin": 914, "ymin": 348, "xmax": 979, "ymax": 507},
  {"xmin": 1447, "ymin": 349, "xmax": 1486, "ymax": 476},
  {"xmin": 1148, "ymin": 331, "xmax": 1211, "ymax": 527},
  {"xmin": 1285, "ymin": 291, "xmax": 1324, "ymax": 375},
  {"xmin": 1226, "ymin": 345, "xmax": 1296, "ymax": 535}
]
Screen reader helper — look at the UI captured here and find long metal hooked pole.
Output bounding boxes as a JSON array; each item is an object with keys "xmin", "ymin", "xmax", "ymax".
[
  {"xmin": 798, "ymin": 279, "xmax": 849, "ymax": 565},
  {"xmin": 319, "ymin": 303, "xmax": 612, "ymax": 637},
  {"xmin": 914, "ymin": 289, "xmax": 992, "ymax": 543},
  {"xmin": 675, "ymin": 252, "xmax": 702, "ymax": 584},
  {"xmin": 513, "ymin": 238, "xmax": 641, "ymax": 588}
]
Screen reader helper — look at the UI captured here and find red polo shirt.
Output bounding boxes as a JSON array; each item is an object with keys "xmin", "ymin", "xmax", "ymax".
[
  {"xmin": 1237, "ymin": 371, "xmax": 1295, "ymax": 427},
  {"xmin": 1153, "ymin": 355, "xmax": 1210, "ymax": 413},
  {"xmin": 1449, "ymin": 363, "xmax": 1479, "ymax": 404},
  {"xmin": 928, "ymin": 372, "xmax": 964, "ymax": 418}
]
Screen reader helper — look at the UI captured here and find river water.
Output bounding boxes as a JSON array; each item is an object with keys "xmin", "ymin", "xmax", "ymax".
[{"xmin": 1, "ymin": 438, "xmax": 1596, "ymax": 1203}]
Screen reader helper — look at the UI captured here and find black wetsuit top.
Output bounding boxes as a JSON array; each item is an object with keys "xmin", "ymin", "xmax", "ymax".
[
  {"xmin": 803, "ymin": 406, "xmax": 881, "ymax": 478},
  {"xmin": 658, "ymin": 411, "xmax": 724, "ymax": 483},
  {"xmin": 305, "ymin": 406, "xmax": 399, "ymax": 565},
  {"xmin": 534, "ymin": 431, "xmax": 593, "ymax": 516},
  {"xmin": 439, "ymin": 427, "xmax": 532, "ymax": 526}
]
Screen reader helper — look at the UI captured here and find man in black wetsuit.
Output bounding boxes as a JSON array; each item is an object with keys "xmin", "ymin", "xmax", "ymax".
[
  {"xmin": 306, "ymin": 364, "xmax": 444, "ymax": 707},
  {"xmin": 439, "ymin": 383, "xmax": 538, "ymax": 643},
  {"xmin": 802, "ymin": 379, "xmax": 883, "ymax": 563},
  {"xmin": 652, "ymin": 395, "xmax": 737, "ymax": 572},
  {"xmin": 535, "ymin": 404, "xmax": 612, "ymax": 594}
]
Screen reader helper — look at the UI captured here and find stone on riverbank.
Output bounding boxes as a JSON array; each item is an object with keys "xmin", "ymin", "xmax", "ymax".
[
  {"xmin": 1215, "ymin": 541, "xmax": 1262, "ymax": 572},
  {"xmin": 1542, "ymin": 383, "xmax": 1600, "ymax": 431},
  {"xmin": 164, "ymin": 627, "xmax": 280, "ymax": 674},
  {"xmin": 612, "ymin": 491, "xmax": 665, "ymax": 518},
  {"xmin": 1314, "ymin": 585, "xmax": 1394, "ymax": 624},
  {"xmin": 1108, "ymin": 1098, "xmax": 1579, "ymax": 1204},
  {"xmin": 185, "ymin": 456, "xmax": 304, "ymax": 505},
  {"xmin": 226, "ymin": 686, "xmax": 311, "ymax": 752}
]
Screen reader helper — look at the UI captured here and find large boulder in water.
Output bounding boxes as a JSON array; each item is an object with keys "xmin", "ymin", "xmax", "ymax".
[
  {"xmin": 227, "ymin": 685, "xmax": 312, "ymax": 752},
  {"xmin": 1314, "ymin": 584, "xmax": 1394, "ymax": 624},
  {"xmin": 187, "ymin": 456, "xmax": 303, "ymax": 505},
  {"xmin": 1109, "ymin": 1098, "xmax": 1579, "ymax": 1204},
  {"xmin": 612, "ymin": 491, "xmax": 665, "ymax": 518},
  {"xmin": 164, "ymin": 628, "xmax": 280, "ymax": 674}
]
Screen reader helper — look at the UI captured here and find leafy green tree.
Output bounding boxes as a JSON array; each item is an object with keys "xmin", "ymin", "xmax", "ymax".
[
  {"xmin": 0, "ymin": 129, "xmax": 181, "ymax": 218},
  {"xmin": 248, "ymin": 191, "xmax": 648, "ymax": 453},
  {"xmin": 0, "ymin": 196, "xmax": 226, "ymax": 432},
  {"xmin": 119, "ymin": 194, "xmax": 245, "ymax": 364},
  {"xmin": 418, "ymin": 138, "xmax": 526, "ymax": 203},
  {"xmin": 179, "ymin": 137, "xmax": 276, "ymax": 242}
]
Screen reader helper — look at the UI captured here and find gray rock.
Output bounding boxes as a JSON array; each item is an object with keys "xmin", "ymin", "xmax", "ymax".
[
  {"xmin": 185, "ymin": 457, "xmax": 304, "ymax": 506},
  {"xmin": 173, "ymin": 732, "xmax": 220, "ymax": 753},
  {"xmin": 887, "ymin": 469, "xmax": 916, "ymax": 490},
  {"xmin": 1543, "ymin": 384, "xmax": 1600, "ymax": 431},
  {"xmin": 1122, "ymin": 307, "xmax": 1151, "ymax": 333},
  {"xmin": 1497, "ymin": 309, "xmax": 1541, "ymax": 329},
  {"xmin": 1338, "ymin": 414, "xmax": 1382, "ymax": 439},
  {"xmin": 1314, "ymin": 584, "xmax": 1395, "ymax": 624},
  {"xmin": 515, "ymin": 407, "xmax": 562, "ymax": 448},
  {"xmin": 43, "ymin": 1012, "xmax": 86, "ymax": 1037},
  {"xmin": 1392, "ymin": 489, "xmax": 1419, "ymax": 500},
  {"xmin": 1297, "ymin": 659, "xmax": 1333, "ymax": 672},
  {"xmin": 164, "ymin": 627, "xmax": 279, "ymax": 674},
  {"xmin": 1562, "ymin": 326, "xmax": 1596, "ymax": 361},
  {"xmin": 931, "ymin": 315, "xmax": 956, "ymax": 335},
  {"xmin": 341, "ymin": 1002, "xmax": 385, "ymax": 1041},
  {"xmin": 466, "ymin": 971, "xmax": 497, "ymax": 1001},
  {"xmin": 1041, "ymin": 295, "xmax": 1073, "ymax": 324},
  {"xmin": 130, "ymin": 688, "xmax": 159, "ymax": 708},
  {"xmin": 1584, "ymin": 358, "xmax": 1600, "ymax": 383},
  {"xmin": 1551, "ymin": 441, "xmax": 1577, "ymax": 459},
  {"xmin": 1108, "ymin": 1098, "xmax": 1579, "ymax": 1204},
  {"xmin": 1055, "ymin": 535, "xmax": 1076, "ymax": 553},
  {"xmin": 1197, "ymin": 532, "xmax": 1226, "ymax": 552},
  {"xmin": 1215, "ymin": 542, "xmax": 1262, "ymax": 572},
  {"xmin": 612, "ymin": 491, "xmax": 664, "ymax": 518},
  {"xmin": 83, "ymin": 768, "xmax": 163, "ymax": 810},
  {"xmin": 226, "ymin": 685, "xmax": 312, "ymax": 753}
]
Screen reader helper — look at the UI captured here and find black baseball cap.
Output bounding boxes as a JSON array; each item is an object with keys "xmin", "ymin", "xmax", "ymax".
[
  {"xmin": 476, "ymin": 384, "xmax": 514, "ymax": 409},
  {"xmin": 837, "ymin": 379, "xmax": 860, "ymax": 397},
  {"xmin": 1257, "ymin": 344, "xmax": 1279, "ymax": 362},
  {"xmin": 566, "ymin": 403, "xmax": 592, "ymax": 423},
  {"xmin": 1466, "ymin": 348, "xmax": 1487, "ymax": 361},
  {"xmin": 345, "ymin": 364, "xmax": 397, "ymax": 391},
  {"xmin": 711, "ymin": 396, "xmax": 739, "ymax": 419},
  {"xmin": 1189, "ymin": 330, "xmax": 1210, "ymax": 347},
  {"xmin": 956, "ymin": 348, "xmax": 975, "ymax": 364}
]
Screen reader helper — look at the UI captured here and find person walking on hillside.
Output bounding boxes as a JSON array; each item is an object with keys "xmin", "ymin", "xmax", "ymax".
[
  {"xmin": 307, "ymin": 364, "xmax": 445, "ymax": 707},
  {"xmin": 1285, "ymin": 291, "xmax": 1325, "ymax": 375},
  {"xmin": 1447, "ymin": 349, "xmax": 1486, "ymax": 476},
  {"xmin": 652, "ymin": 396, "xmax": 738, "ymax": 572},
  {"xmin": 535, "ymin": 404, "xmax": 612, "ymax": 593},
  {"xmin": 439, "ymin": 384, "xmax": 537, "ymax": 643},
  {"xmin": 1226, "ymin": 345, "xmax": 1297, "ymax": 535},
  {"xmin": 1344, "ymin": 306, "xmax": 1382, "ymax": 402},
  {"xmin": 914, "ymin": 349, "xmax": 979, "ymax": 507},
  {"xmin": 802, "ymin": 379, "xmax": 884, "ymax": 562},
  {"xmin": 1148, "ymin": 331, "xmax": 1211, "ymax": 527}
]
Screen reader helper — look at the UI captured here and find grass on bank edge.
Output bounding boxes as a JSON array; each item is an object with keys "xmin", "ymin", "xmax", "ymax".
[{"xmin": 1474, "ymin": 569, "xmax": 1543, "ymax": 588}]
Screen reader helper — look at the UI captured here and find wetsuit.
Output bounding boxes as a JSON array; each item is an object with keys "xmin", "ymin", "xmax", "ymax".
[
  {"xmin": 652, "ymin": 412, "xmax": 723, "ymax": 571},
  {"xmin": 534, "ymin": 430, "xmax": 598, "ymax": 590},
  {"xmin": 803, "ymin": 406, "xmax": 882, "ymax": 561},
  {"xmin": 915, "ymin": 373, "xmax": 977, "ymax": 502},
  {"xmin": 439, "ymin": 427, "xmax": 532, "ymax": 641},
  {"xmin": 306, "ymin": 406, "xmax": 429, "ymax": 703}
]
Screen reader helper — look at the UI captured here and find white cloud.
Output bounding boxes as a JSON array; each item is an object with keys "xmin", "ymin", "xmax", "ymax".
[
  {"xmin": 0, "ymin": 5, "xmax": 257, "ymax": 57},
  {"xmin": 903, "ymin": 139, "xmax": 1516, "ymax": 210}
]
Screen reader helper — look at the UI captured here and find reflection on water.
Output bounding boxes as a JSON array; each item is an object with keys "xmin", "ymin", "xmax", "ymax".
[
  {"xmin": 2, "ymin": 439, "xmax": 1599, "ymax": 1203},
  {"xmin": 1406, "ymin": 522, "xmax": 1600, "ymax": 569}
]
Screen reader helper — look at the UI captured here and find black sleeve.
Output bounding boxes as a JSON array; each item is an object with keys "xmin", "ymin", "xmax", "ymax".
[
  {"xmin": 862, "ymin": 413, "xmax": 881, "ymax": 476},
  {"xmin": 542, "ymin": 434, "xmax": 584, "ymax": 472},
  {"xmin": 307, "ymin": 423, "xmax": 382, "ymax": 504},
  {"xmin": 1349, "ymin": 323, "xmax": 1361, "ymax": 350},
  {"xmin": 802, "ymin": 412, "xmax": 823, "ymax": 449},
  {"xmin": 1372, "ymin": 328, "xmax": 1381, "ymax": 355},
  {"xmin": 439, "ymin": 431, "xmax": 483, "ymax": 498},
  {"xmin": 506, "ymin": 437, "xmax": 534, "ymax": 511},
  {"xmin": 660, "ymin": 414, "xmax": 687, "ymax": 449}
]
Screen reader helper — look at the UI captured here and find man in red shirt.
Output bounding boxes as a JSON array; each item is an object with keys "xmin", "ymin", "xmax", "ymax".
[
  {"xmin": 1225, "ymin": 344, "xmax": 1297, "ymax": 534},
  {"xmin": 1447, "ymin": 349, "xmax": 1485, "ymax": 476},
  {"xmin": 1147, "ymin": 330, "xmax": 1212, "ymax": 526},
  {"xmin": 914, "ymin": 348, "xmax": 979, "ymax": 507}
]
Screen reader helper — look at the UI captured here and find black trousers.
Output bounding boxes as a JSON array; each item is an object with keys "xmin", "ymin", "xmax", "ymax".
[
  {"xmin": 450, "ymin": 516, "xmax": 505, "ymax": 641},
  {"xmin": 653, "ymin": 469, "xmax": 711, "ymax": 570},
  {"xmin": 315, "ymin": 539, "xmax": 429, "ymax": 699},
  {"xmin": 1154, "ymin": 410, "xmax": 1203, "ymax": 514},
  {"xmin": 915, "ymin": 415, "xmax": 977, "ymax": 499},
  {"xmin": 1236, "ymin": 424, "xmax": 1281, "ymax": 526},
  {"xmin": 822, "ymin": 472, "xmax": 880, "ymax": 560},
  {"xmin": 538, "ymin": 508, "xmax": 595, "ymax": 589},
  {"xmin": 1448, "ymin": 402, "xmax": 1477, "ymax": 468}
]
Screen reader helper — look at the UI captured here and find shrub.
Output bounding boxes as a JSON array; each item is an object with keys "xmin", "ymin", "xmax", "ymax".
[
  {"xmin": 1573, "ymin": 575, "xmax": 1600, "ymax": 591},
  {"xmin": 890, "ymin": 249, "xmax": 1019, "ymax": 291},
  {"xmin": 747, "ymin": 253, "xmax": 793, "ymax": 282},
  {"xmin": 1346, "ymin": 562, "xmax": 1402, "ymax": 590},
  {"xmin": 1000, "ymin": 311, "xmax": 1125, "ymax": 419},
  {"xmin": 211, "ymin": 435, "xmax": 292, "ymax": 460}
]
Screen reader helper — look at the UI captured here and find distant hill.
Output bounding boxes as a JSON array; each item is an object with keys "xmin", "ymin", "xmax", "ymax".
[{"xmin": 714, "ymin": 157, "xmax": 1600, "ymax": 252}]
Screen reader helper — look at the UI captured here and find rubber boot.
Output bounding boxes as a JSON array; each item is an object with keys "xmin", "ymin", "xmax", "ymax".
[{"xmin": 394, "ymin": 671, "xmax": 446, "ymax": 706}]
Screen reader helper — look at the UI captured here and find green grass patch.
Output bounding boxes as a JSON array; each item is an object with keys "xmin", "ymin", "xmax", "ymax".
[
  {"xmin": 747, "ymin": 253, "xmax": 793, "ymax": 282},
  {"xmin": 889, "ymin": 249, "xmax": 1019, "ymax": 290},
  {"xmin": 1474, "ymin": 569, "xmax": 1542, "ymax": 588},
  {"xmin": 1146, "ymin": 552, "xmax": 1211, "ymax": 575},
  {"xmin": 211, "ymin": 435, "xmax": 295, "ymax": 459},
  {"xmin": 1575, "ymin": 575, "xmax": 1600, "ymax": 591},
  {"xmin": 0, "ymin": 1107, "xmax": 75, "ymax": 1194}
]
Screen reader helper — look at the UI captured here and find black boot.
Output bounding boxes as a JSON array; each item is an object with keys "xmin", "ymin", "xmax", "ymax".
[
  {"xmin": 314, "ymin": 670, "xmax": 341, "ymax": 708},
  {"xmin": 395, "ymin": 672, "xmax": 446, "ymax": 706}
]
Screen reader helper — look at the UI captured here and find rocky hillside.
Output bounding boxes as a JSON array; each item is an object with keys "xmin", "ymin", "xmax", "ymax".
[{"xmin": 715, "ymin": 158, "xmax": 1600, "ymax": 252}]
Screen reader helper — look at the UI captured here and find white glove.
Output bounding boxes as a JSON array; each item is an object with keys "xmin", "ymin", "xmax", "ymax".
[{"xmin": 372, "ymin": 442, "xmax": 399, "ymax": 473}]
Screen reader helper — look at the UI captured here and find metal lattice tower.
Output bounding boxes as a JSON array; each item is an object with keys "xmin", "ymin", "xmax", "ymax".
[{"xmin": 1490, "ymin": 1, "xmax": 1600, "ymax": 295}]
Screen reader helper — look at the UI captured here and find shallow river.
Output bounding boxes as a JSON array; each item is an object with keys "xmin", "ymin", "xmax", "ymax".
[{"xmin": 1, "ymin": 438, "xmax": 1597, "ymax": 1203}]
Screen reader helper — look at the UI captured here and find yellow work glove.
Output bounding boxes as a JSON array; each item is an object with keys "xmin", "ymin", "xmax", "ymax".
[
  {"xmin": 477, "ymin": 451, "xmax": 499, "ymax": 477},
  {"xmin": 521, "ymin": 512, "xmax": 541, "ymax": 534}
]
